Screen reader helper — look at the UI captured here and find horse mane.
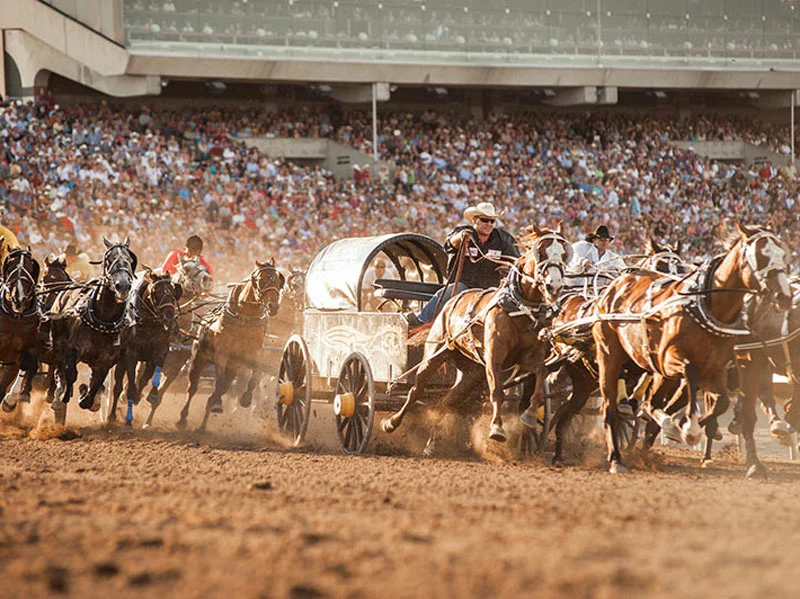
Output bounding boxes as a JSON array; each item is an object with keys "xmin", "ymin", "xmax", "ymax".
[
  {"xmin": 517, "ymin": 224, "xmax": 560, "ymax": 252},
  {"xmin": 718, "ymin": 222, "xmax": 768, "ymax": 250}
]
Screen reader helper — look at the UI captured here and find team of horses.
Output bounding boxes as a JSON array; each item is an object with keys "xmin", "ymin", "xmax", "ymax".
[
  {"xmin": 1, "ymin": 221, "xmax": 798, "ymax": 478},
  {"xmin": 0, "ymin": 236, "xmax": 284, "ymax": 433}
]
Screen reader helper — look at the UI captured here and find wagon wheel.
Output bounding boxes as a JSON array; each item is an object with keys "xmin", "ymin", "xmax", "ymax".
[
  {"xmin": 520, "ymin": 378, "xmax": 553, "ymax": 456},
  {"xmin": 276, "ymin": 335, "xmax": 312, "ymax": 446},
  {"xmin": 334, "ymin": 352, "xmax": 375, "ymax": 455}
]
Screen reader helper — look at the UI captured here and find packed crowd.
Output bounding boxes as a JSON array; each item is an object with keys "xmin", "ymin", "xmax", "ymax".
[{"xmin": 2, "ymin": 92, "xmax": 799, "ymax": 284}]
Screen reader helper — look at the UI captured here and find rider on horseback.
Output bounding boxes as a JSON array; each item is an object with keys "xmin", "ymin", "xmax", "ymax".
[
  {"xmin": 567, "ymin": 225, "xmax": 625, "ymax": 292},
  {"xmin": 161, "ymin": 234, "xmax": 214, "ymax": 278},
  {"xmin": 410, "ymin": 202, "xmax": 519, "ymax": 325}
]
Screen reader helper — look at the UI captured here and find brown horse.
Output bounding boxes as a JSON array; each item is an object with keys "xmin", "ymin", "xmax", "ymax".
[
  {"xmin": 178, "ymin": 259, "xmax": 284, "ymax": 431},
  {"xmin": 381, "ymin": 224, "xmax": 572, "ymax": 444},
  {"xmin": 593, "ymin": 224, "xmax": 793, "ymax": 473},
  {"xmin": 546, "ymin": 237, "xmax": 689, "ymax": 464}
]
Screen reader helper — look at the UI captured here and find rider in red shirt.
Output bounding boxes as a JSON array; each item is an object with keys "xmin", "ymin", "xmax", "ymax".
[{"xmin": 161, "ymin": 234, "xmax": 214, "ymax": 277}]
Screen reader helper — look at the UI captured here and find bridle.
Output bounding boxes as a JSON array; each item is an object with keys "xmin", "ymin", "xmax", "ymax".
[
  {"xmin": 740, "ymin": 231, "xmax": 791, "ymax": 294},
  {"xmin": 515, "ymin": 233, "xmax": 573, "ymax": 291},
  {"xmin": 1, "ymin": 249, "xmax": 39, "ymax": 315},
  {"xmin": 645, "ymin": 250, "xmax": 685, "ymax": 277},
  {"xmin": 176, "ymin": 258, "xmax": 211, "ymax": 298},
  {"xmin": 249, "ymin": 264, "xmax": 282, "ymax": 305},
  {"xmin": 140, "ymin": 276, "xmax": 180, "ymax": 327},
  {"xmin": 101, "ymin": 244, "xmax": 136, "ymax": 295}
]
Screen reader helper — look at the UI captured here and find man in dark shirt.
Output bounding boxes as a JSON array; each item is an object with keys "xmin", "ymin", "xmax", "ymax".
[{"xmin": 413, "ymin": 202, "xmax": 519, "ymax": 324}]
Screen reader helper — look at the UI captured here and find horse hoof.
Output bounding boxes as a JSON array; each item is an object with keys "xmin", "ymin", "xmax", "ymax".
[
  {"xmin": 380, "ymin": 418, "xmax": 396, "ymax": 434},
  {"xmin": 701, "ymin": 459, "xmax": 713, "ymax": 469},
  {"xmin": 770, "ymin": 420, "xmax": 791, "ymax": 440},
  {"xmin": 146, "ymin": 389, "xmax": 160, "ymax": 406},
  {"xmin": 176, "ymin": 419, "xmax": 188, "ymax": 431},
  {"xmin": 209, "ymin": 401, "xmax": 223, "ymax": 415},
  {"xmin": 1, "ymin": 398, "xmax": 16, "ymax": 413},
  {"xmin": 746, "ymin": 463, "xmax": 768, "ymax": 480},
  {"xmin": 79, "ymin": 383, "xmax": 88, "ymax": 395},
  {"xmin": 728, "ymin": 420, "xmax": 743, "ymax": 436},
  {"xmin": 519, "ymin": 409, "xmax": 539, "ymax": 430},
  {"xmin": 609, "ymin": 461, "xmax": 628, "ymax": 474},
  {"xmin": 488, "ymin": 425, "xmax": 508, "ymax": 443}
]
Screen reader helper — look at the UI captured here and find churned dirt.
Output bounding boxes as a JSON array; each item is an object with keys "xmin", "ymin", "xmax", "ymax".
[{"xmin": 2, "ymin": 387, "xmax": 800, "ymax": 599}]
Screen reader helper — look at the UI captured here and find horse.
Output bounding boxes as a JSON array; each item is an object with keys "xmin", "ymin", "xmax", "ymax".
[
  {"xmin": 178, "ymin": 259, "xmax": 284, "ymax": 432},
  {"xmin": 139, "ymin": 256, "xmax": 215, "ymax": 428},
  {"xmin": 545, "ymin": 237, "xmax": 691, "ymax": 464},
  {"xmin": 4, "ymin": 254, "xmax": 75, "ymax": 409},
  {"xmin": 0, "ymin": 245, "xmax": 41, "ymax": 413},
  {"xmin": 48, "ymin": 239, "xmax": 137, "ymax": 424},
  {"xmin": 380, "ymin": 224, "xmax": 573, "ymax": 445},
  {"xmin": 108, "ymin": 270, "xmax": 182, "ymax": 426},
  {"xmin": 592, "ymin": 224, "xmax": 793, "ymax": 474}
]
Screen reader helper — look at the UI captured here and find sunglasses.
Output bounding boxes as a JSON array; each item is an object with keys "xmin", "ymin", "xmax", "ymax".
[{"xmin": 476, "ymin": 217, "xmax": 496, "ymax": 224}]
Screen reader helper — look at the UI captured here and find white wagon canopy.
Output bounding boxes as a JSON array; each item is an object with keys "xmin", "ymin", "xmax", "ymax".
[{"xmin": 304, "ymin": 233, "xmax": 448, "ymax": 312}]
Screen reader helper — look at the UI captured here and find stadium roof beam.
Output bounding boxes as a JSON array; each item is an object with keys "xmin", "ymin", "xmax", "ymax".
[{"xmin": 541, "ymin": 86, "xmax": 617, "ymax": 106}]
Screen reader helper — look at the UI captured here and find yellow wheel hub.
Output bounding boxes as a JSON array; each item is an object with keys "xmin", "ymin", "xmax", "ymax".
[
  {"xmin": 279, "ymin": 381, "xmax": 294, "ymax": 405},
  {"xmin": 334, "ymin": 392, "xmax": 355, "ymax": 418}
]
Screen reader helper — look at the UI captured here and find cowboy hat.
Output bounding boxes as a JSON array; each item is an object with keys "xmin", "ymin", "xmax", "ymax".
[
  {"xmin": 464, "ymin": 202, "xmax": 503, "ymax": 221},
  {"xmin": 586, "ymin": 225, "xmax": 614, "ymax": 242}
]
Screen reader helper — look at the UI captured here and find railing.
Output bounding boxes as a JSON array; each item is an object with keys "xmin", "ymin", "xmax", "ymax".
[{"xmin": 121, "ymin": 0, "xmax": 800, "ymax": 66}]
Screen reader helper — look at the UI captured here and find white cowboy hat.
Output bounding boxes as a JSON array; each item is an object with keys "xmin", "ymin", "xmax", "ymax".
[{"xmin": 464, "ymin": 202, "xmax": 503, "ymax": 221}]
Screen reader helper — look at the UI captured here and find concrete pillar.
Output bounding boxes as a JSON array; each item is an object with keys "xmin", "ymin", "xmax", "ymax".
[{"xmin": 0, "ymin": 31, "xmax": 6, "ymax": 100}]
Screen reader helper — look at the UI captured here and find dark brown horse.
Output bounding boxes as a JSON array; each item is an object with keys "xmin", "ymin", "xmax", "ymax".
[
  {"xmin": 140, "ymin": 255, "xmax": 214, "ymax": 429},
  {"xmin": 49, "ymin": 239, "xmax": 137, "ymax": 424},
  {"xmin": 109, "ymin": 270, "xmax": 182, "ymax": 426},
  {"xmin": 7, "ymin": 254, "xmax": 73, "ymax": 409},
  {"xmin": 380, "ymin": 224, "xmax": 573, "ymax": 444},
  {"xmin": 716, "ymin": 284, "xmax": 800, "ymax": 477},
  {"xmin": 179, "ymin": 259, "xmax": 284, "ymax": 431},
  {"xmin": 593, "ymin": 224, "xmax": 793, "ymax": 473},
  {"xmin": 0, "ymin": 245, "xmax": 41, "ymax": 413}
]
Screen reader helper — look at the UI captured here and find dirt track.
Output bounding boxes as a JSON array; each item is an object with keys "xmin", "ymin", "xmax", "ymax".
[{"xmin": 2, "ymin": 390, "xmax": 800, "ymax": 599}]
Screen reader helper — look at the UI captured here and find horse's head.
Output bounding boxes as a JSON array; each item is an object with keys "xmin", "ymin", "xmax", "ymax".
[
  {"xmin": 251, "ymin": 258, "xmax": 285, "ymax": 317},
  {"xmin": 517, "ymin": 223, "xmax": 573, "ymax": 302},
  {"xmin": 643, "ymin": 237, "xmax": 690, "ymax": 277},
  {"xmin": 734, "ymin": 224, "xmax": 793, "ymax": 312},
  {"xmin": 143, "ymin": 269, "xmax": 182, "ymax": 329},
  {"xmin": 1, "ymin": 247, "xmax": 40, "ymax": 314},
  {"xmin": 43, "ymin": 254, "xmax": 71, "ymax": 286},
  {"xmin": 102, "ymin": 237, "xmax": 137, "ymax": 303},
  {"xmin": 174, "ymin": 255, "xmax": 213, "ymax": 299}
]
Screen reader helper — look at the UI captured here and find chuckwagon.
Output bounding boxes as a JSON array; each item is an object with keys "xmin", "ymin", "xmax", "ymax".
[{"xmin": 274, "ymin": 233, "xmax": 550, "ymax": 455}]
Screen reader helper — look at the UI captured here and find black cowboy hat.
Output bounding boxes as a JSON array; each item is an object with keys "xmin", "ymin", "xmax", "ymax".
[{"xmin": 586, "ymin": 225, "xmax": 614, "ymax": 242}]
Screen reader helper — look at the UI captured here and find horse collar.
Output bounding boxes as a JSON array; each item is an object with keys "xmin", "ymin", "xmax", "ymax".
[
  {"xmin": 79, "ymin": 284, "xmax": 129, "ymax": 334},
  {"xmin": 685, "ymin": 255, "xmax": 750, "ymax": 338}
]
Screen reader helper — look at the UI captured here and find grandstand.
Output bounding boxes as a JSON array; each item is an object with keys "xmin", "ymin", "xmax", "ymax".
[{"xmin": 2, "ymin": 0, "xmax": 800, "ymax": 276}]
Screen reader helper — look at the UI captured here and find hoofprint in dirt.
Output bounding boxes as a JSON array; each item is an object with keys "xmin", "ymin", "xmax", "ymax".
[{"xmin": 2, "ymin": 425, "xmax": 800, "ymax": 599}]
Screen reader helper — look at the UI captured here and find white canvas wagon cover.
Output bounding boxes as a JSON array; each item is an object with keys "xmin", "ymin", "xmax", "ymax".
[{"xmin": 304, "ymin": 233, "xmax": 448, "ymax": 311}]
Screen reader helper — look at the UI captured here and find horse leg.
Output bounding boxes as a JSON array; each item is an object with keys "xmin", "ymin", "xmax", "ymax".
[
  {"xmin": 109, "ymin": 362, "xmax": 125, "ymax": 424},
  {"xmin": 699, "ymin": 383, "xmax": 731, "ymax": 468},
  {"xmin": 423, "ymin": 366, "xmax": 485, "ymax": 457},
  {"xmin": 239, "ymin": 367, "xmax": 261, "ymax": 408},
  {"xmin": 4, "ymin": 352, "xmax": 36, "ymax": 409},
  {"xmin": 55, "ymin": 347, "xmax": 78, "ymax": 408},
  {"xmin": 485, "ymin": 347, "xmax": 511, "ymax": 443},
  {"xmin": 552, "ymin": 364, "xmax": 596, "ymax": 465},
  {"xmin": 79, "ymin": 364, "xmax": 112, "ymax": 412},
  {"xmin": 758, "ymin": 370, "xmax": 791, "ymax": 441},
  {"xmin": 143, "ymin": 352, "xmax": 182, "ymax": 428},
  {"xmin": 675, "ymin": 362, "xmax": 702, "ymax": 448},
  {"xmin": 594, "ymin": 324, "xmax": 628, "ymax": 473},
  {"xmin": 198, "ymin": 365, "xmax": 233, "ymax": 433},
  {"xmin": 381, "ymin": 346, "xmax": 451, "ymax": 433},
  {"xmin": 0, "ymin": 366, "xmax": 18, "ymax": 413},
  {"xmin": 736, "ymin": 362, "xmax": 766, "ymax": 478},
  {"xmin": 179, "ymin": 336, "xmax": 211, "ymax": 429}
]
